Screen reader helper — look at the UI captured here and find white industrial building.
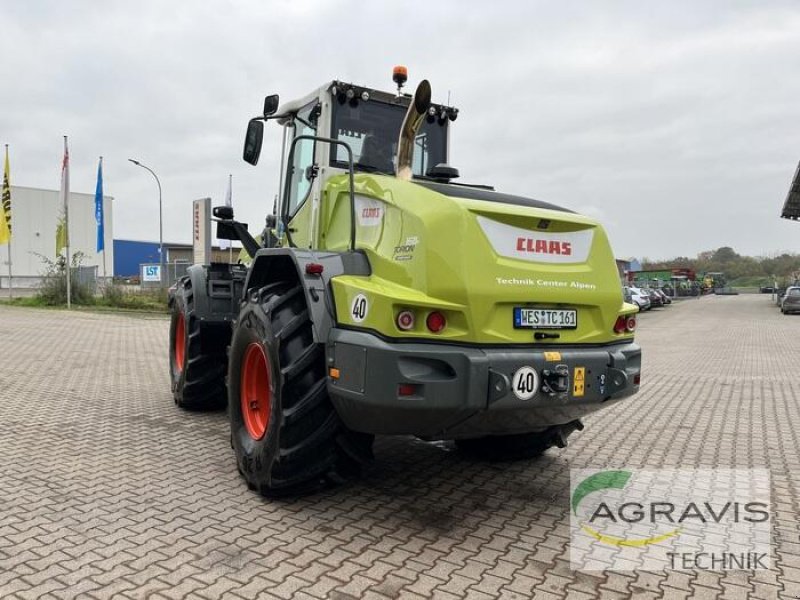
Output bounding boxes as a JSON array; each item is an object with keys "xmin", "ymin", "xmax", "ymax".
[{"xmin": 0, "ymin": 185, "xmax": 114, "ymax": 288}]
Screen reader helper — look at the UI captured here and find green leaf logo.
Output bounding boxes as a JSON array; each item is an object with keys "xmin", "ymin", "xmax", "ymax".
[
  {"xmin": 572, "ymin": 470, "xmax": 632, "ymax": 515},
  {"xmin": 572, "ymin": 470, "xmax": 681, "ymax": 547}
]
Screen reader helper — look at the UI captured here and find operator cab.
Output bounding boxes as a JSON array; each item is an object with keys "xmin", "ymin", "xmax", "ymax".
[
  {"xmin": 242, "ymin": 71, "xmax": 459, "ymax": 249},
  {"xmin": 327, "ymin": 82, "xmax": 452, "ymax": 177}
]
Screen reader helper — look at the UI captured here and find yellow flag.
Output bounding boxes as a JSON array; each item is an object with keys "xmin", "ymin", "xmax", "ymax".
[
  {"xmin": 0, "ymin": 145, "xmax": 10, "ymax": 245},
  {"xmin": 55, "ymin": 220, "xmax": 67, "ymax": 254}
]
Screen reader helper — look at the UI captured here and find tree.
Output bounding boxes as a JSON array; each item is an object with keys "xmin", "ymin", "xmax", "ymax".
[
  {"xmin": 711, "ymin": 247, "xmax": 739, "ymax": 263},
  {"xmin": 632, "ymin": 247, "xmax": 800, "ymax": 284}
]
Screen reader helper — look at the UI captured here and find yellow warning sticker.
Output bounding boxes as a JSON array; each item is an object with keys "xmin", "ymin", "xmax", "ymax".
[
  {"xmin": 544, "ymin": 351, "xmax": 562, "ymax": 362},
  {"xmin": 573, "ymin": 367, "xmax": 585, "ymax": 397}
]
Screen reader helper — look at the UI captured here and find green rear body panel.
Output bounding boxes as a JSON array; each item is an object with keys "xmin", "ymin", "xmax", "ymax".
[{"xmin": 317, "ymin": 174, "xmax": 635, "ymax": 345}]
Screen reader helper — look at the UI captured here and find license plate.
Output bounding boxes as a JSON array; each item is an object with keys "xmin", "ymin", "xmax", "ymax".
[{"xmin": 514, "ymin": 307, "xmax": 577, "ymax": 329}]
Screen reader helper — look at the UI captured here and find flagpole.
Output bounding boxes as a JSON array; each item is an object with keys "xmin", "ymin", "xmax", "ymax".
[
  {"xmin": 6, "ymin": 239, "xmax": 11, "ymax": 299},
  {"xmin": 228, "ymin": 174, "xmax": 233, "ymax": 263},
  {"xmin": 64, "ymin": 136, "xmax": 71, "ymax": 309},
  {"xmin": 3, "ymin": 145, "xmax": 10, "ymax": 299},
  {"xmin": 97, "ymin": 156, "xmax": 107, "ymax": 288}
]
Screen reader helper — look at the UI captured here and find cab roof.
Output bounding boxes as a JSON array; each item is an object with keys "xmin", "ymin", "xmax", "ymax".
[{"xmin": 274, "ymin": 80, "xmax": 414, "ymax": 123}]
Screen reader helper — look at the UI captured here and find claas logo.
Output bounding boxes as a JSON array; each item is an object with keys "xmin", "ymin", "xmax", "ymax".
[
  {"xmin": 516, "ymin": 237, "xmax": 572, "ymax": 255},
  {"xmin": 361, "ymin": 207, "xmax": 381, "ymax": 219}
]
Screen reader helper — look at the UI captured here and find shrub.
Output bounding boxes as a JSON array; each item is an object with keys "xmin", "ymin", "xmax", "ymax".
[
  {"xmin": 101, "ymin": 283, "xmax": 125, "ymax": 306},
  {"xmin": 35, "ymin": 252, "xmax": 94, "ymax": 306},
  {"xmin": 99, "ymin": 284, "xmax": 168, "ymax": 311}
]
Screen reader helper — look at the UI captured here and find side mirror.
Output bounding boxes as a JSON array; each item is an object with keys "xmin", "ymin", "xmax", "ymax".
[
  {"xmin": 427, "ymin": 163, "xmax": 459, "ymax": 180},
  {"xmin": 216, "ymin": 220, "xmax": 247, "ymax": 241},
  {"xmin": 264, "ymin": 94, "xmax": 280, "ymax": 117},
  {"xmin": 213, "ymin": 205, "xmax": 233, "ymax": 220},
  {"xmin": 243, "ymin": 119, "xmax": 264, "ymax": 165}
]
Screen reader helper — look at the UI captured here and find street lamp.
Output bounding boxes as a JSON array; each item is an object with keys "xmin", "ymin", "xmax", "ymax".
[{"xmin": 128, "ymin": 159, "xmax": 164, "ymax": 286}]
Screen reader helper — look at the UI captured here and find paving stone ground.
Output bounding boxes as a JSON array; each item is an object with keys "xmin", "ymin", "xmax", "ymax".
[{"xmin": 0, "ymin": 294, "xmax": 798, "ymax": 599}]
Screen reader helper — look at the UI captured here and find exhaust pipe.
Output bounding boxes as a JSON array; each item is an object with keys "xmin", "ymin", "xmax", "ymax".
[{"xmin": 395, "ymin": 79, "xmax": 431, "ymax": 181}]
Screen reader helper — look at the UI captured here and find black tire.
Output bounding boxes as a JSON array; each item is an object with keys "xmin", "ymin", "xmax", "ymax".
[
  {"xmin": 229, "ymin": 281, "xmax": 373, "ymax": 496},
  {"xmin": 169, "ymin": 277, "xmax": 227, "ymax": 410}
]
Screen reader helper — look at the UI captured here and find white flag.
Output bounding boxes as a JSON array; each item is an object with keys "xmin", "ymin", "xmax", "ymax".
[
  {"xmin": 219, "ymin": 174, "xmax": 232, "ymax": 250},
  {"xmin": 56, "ymin": 137, "xmax": 70, "ymax": 254}
]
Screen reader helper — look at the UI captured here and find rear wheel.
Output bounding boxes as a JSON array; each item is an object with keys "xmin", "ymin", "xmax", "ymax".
[
  {"xmin": 169, "ymin": 277, "xmax": 228, "ymax": 410},
  {"xmin": 229, "ymin": 281, "xmax": 373, "ymax": 496}
]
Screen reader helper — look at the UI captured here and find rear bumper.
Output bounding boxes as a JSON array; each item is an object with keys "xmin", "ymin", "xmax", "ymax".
[
  {"xmin": 783, "ymin": 301, "xmax": 800, "ymax": 312},
  {"xmin": 326, "ymin": 328, "xmax": 641, "ymax": 439}
]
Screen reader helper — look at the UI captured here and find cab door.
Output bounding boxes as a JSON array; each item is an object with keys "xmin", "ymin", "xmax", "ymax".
[{"xmin": 282, "ymin": 102, "xmax": 319, "ymax": 249}]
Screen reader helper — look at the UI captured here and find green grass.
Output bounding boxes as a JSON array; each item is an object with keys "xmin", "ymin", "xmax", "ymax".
[
  {"xmin": 0, "ymin": 288, "xmax": 169, "ymax": 314},
  {"xmin": 1, "ymin": 297, "xmax": 49, "ymax": 308},
  {"xmin": 97, "ymin": 287, "xmax": 169, "ymax": 312}
]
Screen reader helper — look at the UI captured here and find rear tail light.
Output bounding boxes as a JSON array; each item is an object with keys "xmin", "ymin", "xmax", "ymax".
[
  {"xmin": 398, "ymin": 383, "xmax": 417, "ymax": 396},
  {"xmin": 304, "ymin": 262, "xmax": 324, "ymax": 275},
  {"xmin": 396, "ymin": 310, "xmax": 415, "ymax": 331},
  {"xmin": 613, "ymin": 316, "xmax": 626, "ymax": 334},
  {"xmin": 426, "ymin": 311, "xmax": 446, "ymax": 333},
  {"xmin": 614, "ymin": 315, "xmax": 636, "ymax": 334}
]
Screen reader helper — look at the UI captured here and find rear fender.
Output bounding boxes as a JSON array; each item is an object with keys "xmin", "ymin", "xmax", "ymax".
[
  {"xmin": 185, "ymin": 263, "xmax": 246, "ymax": 322},
  {"xmin": 244, "ymin": 248, "xmax": 370, "ymax": 343}
]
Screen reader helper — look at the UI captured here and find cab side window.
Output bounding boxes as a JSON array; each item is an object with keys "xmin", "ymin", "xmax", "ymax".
[{"xmin": 286, "ymin": 103, "xmax": 318, "ymax": 216}]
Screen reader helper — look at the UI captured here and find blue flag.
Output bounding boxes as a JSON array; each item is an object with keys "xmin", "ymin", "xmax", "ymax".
[{"xmin": 95, "ymin": 157, "xmax": 104, "ymax": 252}]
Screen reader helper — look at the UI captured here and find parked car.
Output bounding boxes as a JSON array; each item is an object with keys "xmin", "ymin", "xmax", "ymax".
[
  {"xmin": 625, "ymin": 286, "xmax": 651, "ymax": 311},
  {"xmin": 623, "ymin": 287, "xmax": 640, "ymax": 313},
  {"xmin": 781, "ymin": 287, "xmax": 800, "ymax": 314},
  {"xmin": 653, "ymin": 289, "xmax": 671, "ymax": 305},
  {"xmin": 623, "ymin": 286, "xmax": 634, "ymax": 304},
  {"xmin": 642, "ymin": 287, "xmax": 664, "ymax": 308}
]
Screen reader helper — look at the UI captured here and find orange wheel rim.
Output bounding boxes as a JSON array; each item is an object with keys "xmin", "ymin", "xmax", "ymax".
[
  {"xmin": 241, "ymin": 343, "xmax": 271, "ymax": 440},
  {"xmin": 174, "ymin": 313, "xmax": 186, "ymax": 373}
]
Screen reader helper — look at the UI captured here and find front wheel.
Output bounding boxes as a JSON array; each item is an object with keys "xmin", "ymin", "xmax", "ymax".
[{"xmin": 229, "ymin": 282, "xmax": 373, "ymax": 496}]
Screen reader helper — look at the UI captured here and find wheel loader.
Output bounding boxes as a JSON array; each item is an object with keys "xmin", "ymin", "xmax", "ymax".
[{"xmin": 168, "ymin": 68, "xmax": 642, "ymax": 496}]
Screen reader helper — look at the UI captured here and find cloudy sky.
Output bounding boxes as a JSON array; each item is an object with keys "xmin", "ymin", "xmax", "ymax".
[{"xmin": 1, "ymin": 0, "xmax": 799, "ymax": 260}]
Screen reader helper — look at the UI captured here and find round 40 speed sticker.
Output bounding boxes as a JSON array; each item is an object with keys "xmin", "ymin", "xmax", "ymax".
[
  {"xmin": 350, "ymin": 293, "xmax": 369, "ymax": 323},
  {"xmin": 512, "ymin": 366, "xmax": 539, "ymax": 400}
]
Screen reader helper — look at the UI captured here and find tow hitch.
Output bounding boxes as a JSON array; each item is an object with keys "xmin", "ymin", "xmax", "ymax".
[
  {"xmin": 550, "ymin": 419, "xmax": 584, "ymax": 448},
  {"xmin": 541, "ymin": 365, "xmax": 570, "ymax": 394}
]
